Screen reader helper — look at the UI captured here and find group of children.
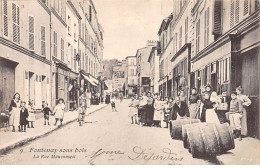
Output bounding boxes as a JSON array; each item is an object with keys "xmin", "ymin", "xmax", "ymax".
[{"xmin": 8, "ymin": 92, "xmax": 66, "ymax": 132}]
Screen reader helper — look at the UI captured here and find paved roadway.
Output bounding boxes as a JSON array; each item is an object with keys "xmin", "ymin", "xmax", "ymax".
[{"xmin": 0, "ymin": 99, "xmax": 219, "ymax": 165}]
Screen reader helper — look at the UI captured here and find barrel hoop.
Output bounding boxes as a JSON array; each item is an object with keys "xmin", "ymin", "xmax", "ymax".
[
  {"xmin": 198, "ymin": 126, "xmax": 208, "ymax": 155},
  {"xmin": 213, "ymin": 124, "xmax": 221, "ymax": 153},
  {"xmin": 225, "ymin": 122, "xmax": 235, "ymax": 149}
]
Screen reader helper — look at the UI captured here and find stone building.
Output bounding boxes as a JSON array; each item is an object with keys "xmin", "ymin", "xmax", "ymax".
[{"xmin": 125, "ymin": 56, "xmax": 137, "ymax": 97}]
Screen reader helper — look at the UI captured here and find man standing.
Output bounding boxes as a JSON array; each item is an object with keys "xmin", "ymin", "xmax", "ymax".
[{"xmin": 170, "ymin": 96, "xmax": 190, "ymax": 120}]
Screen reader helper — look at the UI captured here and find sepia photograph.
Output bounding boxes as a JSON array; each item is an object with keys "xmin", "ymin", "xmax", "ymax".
[{"xmin": 0, "ymin": 0, "xmax": 259, "ymax": 165}]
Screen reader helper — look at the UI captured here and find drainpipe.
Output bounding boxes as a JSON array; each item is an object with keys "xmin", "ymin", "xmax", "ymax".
[{"xmin": 49, "ymin": 9, "xmax": 53, "ymax": 108}]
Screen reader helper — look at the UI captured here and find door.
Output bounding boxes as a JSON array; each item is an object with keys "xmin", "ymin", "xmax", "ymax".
[
  {"xmin": 0, "ymin": 59, "xmax": 16, "ymax": 112},
  {"xmin": 240, "ymin": 49, "xmax": 259, "ymax": 138}
]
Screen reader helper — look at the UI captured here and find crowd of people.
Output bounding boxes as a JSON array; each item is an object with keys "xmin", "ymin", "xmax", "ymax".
[{"xmin": 128, "ymin": 85, "xmax": 251, "ymax": 141}]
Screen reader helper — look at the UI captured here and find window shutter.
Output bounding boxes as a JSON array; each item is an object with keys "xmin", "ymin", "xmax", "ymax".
[
  {"xmin": 230, "ymin": 0, "xmax": 235, "ymax": 27},
  {"xmin": 12, "ymin": 3, "xmax": 17, "ymax": 43},
  {"xmin": 235, "ymin": 0, "xmax": 240, "ymax": 24},
  {"xmin": 179, "ymin": 26, "xmax": 182, "ymax": 49},
  {"xmin": 206, "ymin": 8, "xmax": 209, "ymax": 45},
  {"xmin": 29, "ymin": 16, "xmax": 34, "ymax": 50},
  {"xmin": 3, "ymin": 0, "xmax": 8, "ymax": 37},
  {"xmin": 243, "ymin": 0, "xmax": 249, "ymax": 16},
  {"xmin": 17, "ymin": 6, "xmax": 20, "ymax": 44},
  {"xmin": 41, "ymin": 26, "xmax": 46, "ymax": 56}
]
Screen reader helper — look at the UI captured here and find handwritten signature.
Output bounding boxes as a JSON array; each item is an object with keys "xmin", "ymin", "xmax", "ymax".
[{"xmin": 128, "ymin": 146, "xmax": 184, "ymax": 162}]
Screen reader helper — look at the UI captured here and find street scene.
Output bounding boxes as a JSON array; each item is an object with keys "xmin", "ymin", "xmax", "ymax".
[{"xmin": 0, "ymin": 0, "xmax": 260, "ymax": 165}]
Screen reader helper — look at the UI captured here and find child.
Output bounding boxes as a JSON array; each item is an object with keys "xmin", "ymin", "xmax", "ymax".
[
  {"xmin": 27, "ymin": 100, "xmax": 35, "ymax": 128},
  {"xmin": 128, "ymin": 97, "xmax": 139, "ymax": 124},
  {"xmin": 225, "ymin": 91, "xmax": 243, "ymax": 141},
  {"xmin": 42, "ymin": 102, "xmax": 52, "ymax": 126},
  {"xmin": 111, "ymin": 99, "xmax": 117, "ymax": 112},
  {"xmin": 78, "ymin": 101, "xmax": 86, "ymax": 126},
  {"xmin": 53, "ymin": 99, "xmax": 65, "ymax": 126},
  {"xmin": 20, "ymin": 101, "xmax": 29, "ymax": 132}
]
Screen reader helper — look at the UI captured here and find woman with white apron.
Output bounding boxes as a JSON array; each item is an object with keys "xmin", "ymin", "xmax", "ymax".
[
  {"xmin": 9, "ymin": 93, "xmax": 21, "ymax": 132},
  {"xmin": 236, "ymin": 86, "xmax": 251, "ymax": 136}
]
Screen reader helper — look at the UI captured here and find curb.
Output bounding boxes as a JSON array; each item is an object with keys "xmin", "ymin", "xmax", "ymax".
[{"xmin": 0, "ymin": 104, "xmax": 108, "ymax": 155}]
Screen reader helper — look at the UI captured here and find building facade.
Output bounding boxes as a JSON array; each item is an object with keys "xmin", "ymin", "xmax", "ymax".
[
  {"xmin": 159, "ymin": 0, "xmax": 259, "ymax": 138},
  {"xmin": 125, "ymin": 56, "xmax": 137, "ymax": 97},
  {"xmin": 158, "ymin": 14, "xmax": 173, "ymax": 99},
  {"xmin": 136, "ymin": 40, "xmax": 157, "ymax": 95},
  {"xmin": 0, "ymin": 0, "xmax": 104, "ymax": 112},
  {"xmin": 112, "ymin": 60, "xmax": 126, "ymax": 93},
  {"xmin": 148, "ymin": 47, "xmax": 160, "ymax": 94}
]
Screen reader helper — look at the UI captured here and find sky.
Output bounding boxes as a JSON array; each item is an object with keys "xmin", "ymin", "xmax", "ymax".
[{"xmin": 94, "ymin": 0, "xmax": 174, "ymax": 61}]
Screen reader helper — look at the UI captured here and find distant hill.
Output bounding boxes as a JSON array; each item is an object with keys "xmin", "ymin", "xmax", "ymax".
[{"xmin": 102, "ymin": 59, "xmax": 120, "ymax": 80}]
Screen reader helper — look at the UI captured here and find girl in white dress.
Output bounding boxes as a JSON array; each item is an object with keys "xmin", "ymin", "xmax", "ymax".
[{"xmin": 53, "ymin": 99, "xmax": 65, "ymax": 126}]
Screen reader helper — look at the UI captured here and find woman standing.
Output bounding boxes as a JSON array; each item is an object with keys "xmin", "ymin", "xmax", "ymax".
[
  {"xmin": 144, "ymin": 92, "xmax": 154, "ymax": 126},
  {"xmin": 201, "ymin": 92, "xmax": 220, "ymax": 124},
  {"xmin": 9, "ymin": 93, "xmax": 21, "ymax": 132},
  {"xmin": 236, "ymin": 86, "xmax": 251, "ymax": 136},
  {"xmin": 189, "ymin": 88, "xmax": 199, "ymax": 119},
  {"xmin": 153, "ymin": 96, "xmax": 164, "ymax": 127},
  {"xmin": 53, "ymin": 99, "xmax": 65, "ymax": 126},
  {"xmin": 27, "ymin": 100, "xmax": 36, "ymax": 128},
  {"xmin": 86, "ymin": 90, "xmax": 91, "ymax": 108},
  {"xmin": 164, "ymin": 97, "xmax": 173, "ymax": 128}
]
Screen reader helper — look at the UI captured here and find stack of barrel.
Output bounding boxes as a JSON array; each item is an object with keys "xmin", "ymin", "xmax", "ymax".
[{"xmin": 169, "ymin": 119, "xmax": 235, "ymax": 158}]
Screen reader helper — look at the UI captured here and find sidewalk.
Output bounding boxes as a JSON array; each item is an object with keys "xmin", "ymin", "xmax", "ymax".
[
  {"xmin": 0, "ymin": 104, "xmax": 107, "ymax": 155},
  {"xmin": 216, "ymin": 137, "xmax": 260, "ymax": 165}
]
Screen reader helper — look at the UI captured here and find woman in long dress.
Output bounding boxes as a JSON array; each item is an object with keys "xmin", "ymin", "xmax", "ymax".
[
  {"xmin": 201, "ymin": 92, "xmax": 220, "ymax": 124},
  {"xmin": 53, "ymin": 98, "xmax": 65, "ymax": 126},
  {"xmin": 86, "ymin": 90, "xmax": 91, "ymax": 108},
  {"xmin": 144, "ymin": 92, "xmax": 154, "ymax": 126},
  {"xmin": 189, "ymin": 88, "xmax": 199, "ymax": 119},
  {"xmin": 9, "ymin": 93, "xmax": 21, "ymax": 132},
  {"xmin": 236, "ymin": 86, "xmax": 251, "ymax": 136}
]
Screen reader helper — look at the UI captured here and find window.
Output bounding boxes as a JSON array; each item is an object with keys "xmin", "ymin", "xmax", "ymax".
[
  {"xmin": 74, "ymin": 49, "xmax": 76, "ymax": 70},
  {"xmin": 196, "ymin": 19, "xmax": 200, "ymax": 54},
  {"xmin": 29, "ymin": 16, "xmax": 35, "ymax": 50},
  {"xmin": 3, "ymin": 0, "xmax": 8, "ymax": 37},
  {"xmin": 68, "ymin": 15, "xmax": 71, "ymax": 34},
  {"xmin": 204, "ymin": 7, "xmax": 209, "ymax": 47},
  {"xmin": 89, "ymin": 5, "xmax": 92, "ymax": 22},
  {"xmin": 74, "ymin": 23, "xmax": 76, "ymax": 39},
  {"xmin": 179, "ymin": 26, "xmax": 182, "ymax": 49},
  {"xmin": 173, "ymin": 35, "xmax": 176, "ymax": 54},
  {"xmin": 53, "ymin": 31, "xmax": 57, "ymax": 57},
  {"xmin": 175, "ymin": 33, "xmax": 178, "ymax": 52},
  {"xmin": 130, "ymin": 59, "xmax": 135, "ymax": 65},
  {"xmin": 61, "ymin": 38, "xmax": 64, "ymax": 61},
  {"xmin": 131, "ymin": 79, "xmax": 134, "ymax": 85},
  {"xmin": 12, "ymin": 3, "xmax": 20, "ymax": 44},
  {"xmin": 82, "ymin": 53, "xmax": 85, "ymax": 70},
  {"xmin": 185, "ymin": 17, "xmax": 188, "ymax": 43},
  {"xmin": 130, "ymin": 69, "xmax": 134, "ymax": 76},
  {"xmin": 82, "ymin": 23, "xmax": 84, "ymax": 40},
  {"xmin": 85, "ymin": 27, "xmax": 88, "ymax": 45},
  {"xmin": 41, "ymin": 26, "xmax": 46, "ymax": 56}
]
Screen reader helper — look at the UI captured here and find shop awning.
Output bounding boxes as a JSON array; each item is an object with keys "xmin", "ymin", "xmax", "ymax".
[
  {"xmin": 81, "ymin": 73, "xmax": 97, "ymax": 86},
  {"xmin": 88, "ymin": 75, "xmax": 99, "ymax": 85}
]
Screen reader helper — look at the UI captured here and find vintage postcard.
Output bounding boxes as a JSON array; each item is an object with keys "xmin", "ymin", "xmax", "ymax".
[{"xmin": 0, "ymin": 0, "xmax": 259, "ymax": 165}]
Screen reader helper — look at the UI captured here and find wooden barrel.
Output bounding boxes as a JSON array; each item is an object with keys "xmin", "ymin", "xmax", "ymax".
[
  {"xmin": 186, "ymin": 123, "xmax": 235, "ymax": 158},
  {"xmin": 182, "ymin": 123, "xmax": 207, "ymax": 148},
  {"xmin": 169, "ymin": 119, "xmax": 201, "ymax": 140}
]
